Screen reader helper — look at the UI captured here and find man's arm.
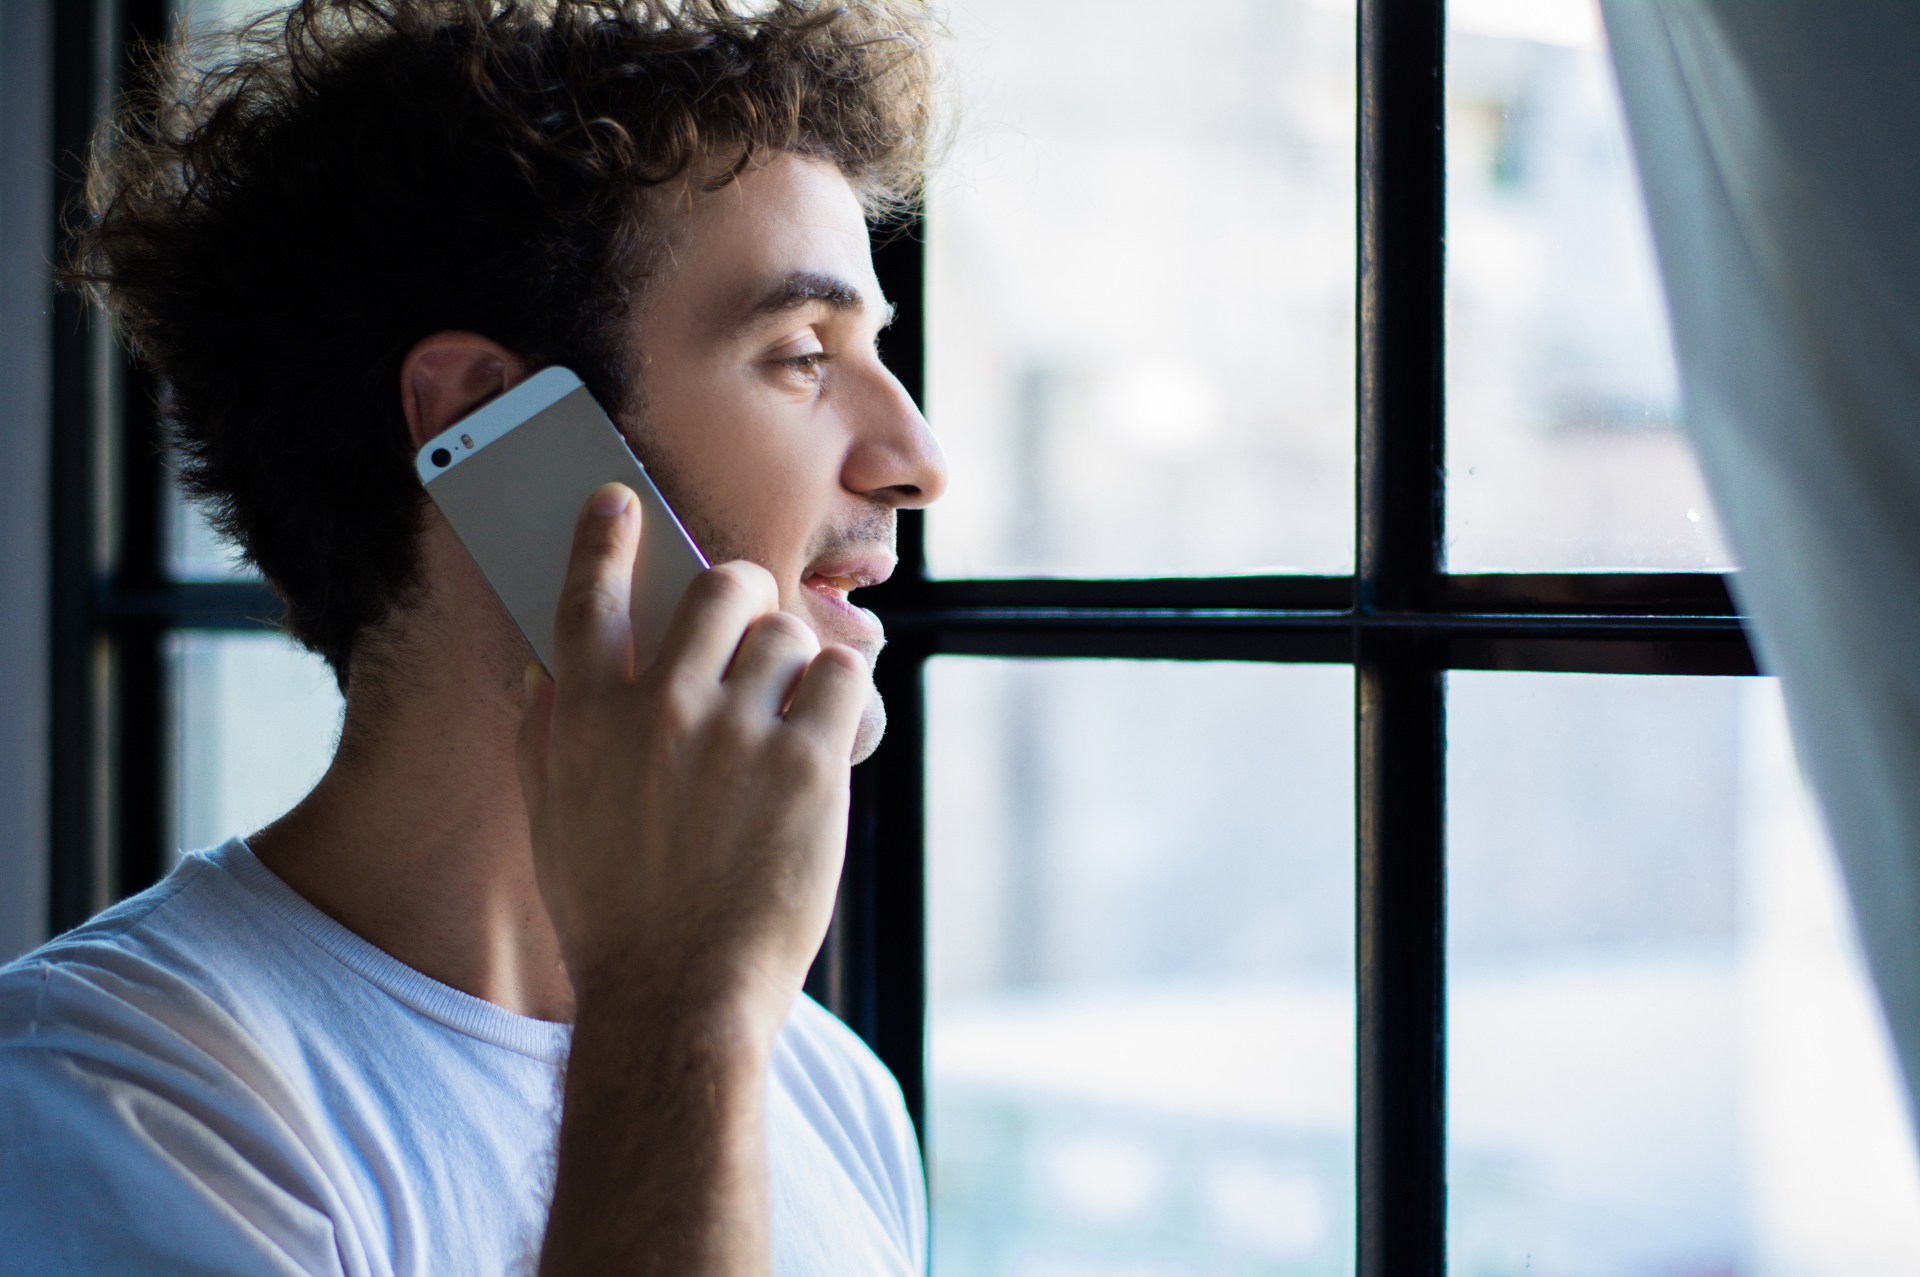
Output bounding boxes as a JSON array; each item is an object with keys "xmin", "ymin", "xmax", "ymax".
[{"xmin": 519, "ymin": 483, "xmax": 868, "ymax": 1276}]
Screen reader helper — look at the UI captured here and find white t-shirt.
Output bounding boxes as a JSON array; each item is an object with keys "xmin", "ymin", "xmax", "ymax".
[{"xmin": 0, "ymin": 839, "xmax": 925, "ymax": 1276}]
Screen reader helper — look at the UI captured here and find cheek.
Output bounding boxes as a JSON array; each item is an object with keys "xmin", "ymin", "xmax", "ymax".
[
  {"xmin": 706, "ymin": 410, "xmax": 845, "ymax": 531},
  {"xmin": 661, "ymin": 369, "xmax": 762, "ymax": 460},
  {"xmin": 643, "ymin": 365, "xmax": 850, "ymax": 568}
]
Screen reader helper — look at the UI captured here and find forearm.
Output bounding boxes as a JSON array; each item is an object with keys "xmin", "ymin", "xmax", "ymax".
[{"xmin": 539, "ymin": 968, "xmax": 779, "ymax": 1277}]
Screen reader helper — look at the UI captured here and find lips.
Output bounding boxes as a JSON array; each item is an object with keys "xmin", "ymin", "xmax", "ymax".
[
  {"xmin": 803, "ymin": 551, "xmax": 893, "ymax": 598},
  {"xmin": 808, "ymin": 573, "xmax": 866, "ymax": 600},
  {"xmin": 801, "ymin": 552, "xmax": 894, "ymax": 633}
]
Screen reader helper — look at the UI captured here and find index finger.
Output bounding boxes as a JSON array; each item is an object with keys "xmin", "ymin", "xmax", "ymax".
[{"xmin": 550, "ymin": 482, "xmax": 640, "ymax": 689}]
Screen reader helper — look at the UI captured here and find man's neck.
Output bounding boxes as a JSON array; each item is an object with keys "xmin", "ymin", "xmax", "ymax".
[{"xmin": 249, "ymin": 587, "xmax": 575, "ymax": 1023}]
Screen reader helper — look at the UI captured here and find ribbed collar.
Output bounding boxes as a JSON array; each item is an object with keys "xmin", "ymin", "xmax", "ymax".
[{"xmin": 207, "ymin": 838, "xmax": 573, "ymax": 1065}]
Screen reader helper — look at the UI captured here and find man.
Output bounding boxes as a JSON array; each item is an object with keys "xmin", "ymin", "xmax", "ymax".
[{"xmin": 0, "ymin": 2, "xmax": 946, "ymax": 1273}]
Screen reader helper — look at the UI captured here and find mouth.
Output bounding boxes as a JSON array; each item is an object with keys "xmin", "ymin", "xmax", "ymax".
[{"xmin": 802, "ymin": 553, "xmax": 894, "ymax": 617}]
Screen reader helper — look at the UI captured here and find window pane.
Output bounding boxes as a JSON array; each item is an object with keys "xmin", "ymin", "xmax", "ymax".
[
  {"xmin": 928, "ymin": 659, "xmax": 1354, "ymax": 1275},
  {"xmin": 1444, "ymin": 0, "xmax": 1734, "ymax": 571},
  {"xmin": 167, "ymin": 631, "xmax": 342, "ymax": 862},
  {"xmin": 165, "ymin": 472, "xmax": 257, "ymax": 581},
  {"xmin": 1447, "ymin": 671, "xmax": 1920, "ymax": 1273},
  {"xmin": 174, "ymin": 0, "xmax": 283, "ymax": 34},
  {"xmin": 924, "ymin": 0, "xmax": 1357, "ymax": 579}
]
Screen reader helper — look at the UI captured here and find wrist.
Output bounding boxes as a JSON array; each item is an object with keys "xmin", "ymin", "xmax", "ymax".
[
  {"xmin": 569, "ymin": 945, "xmax": 792, "ymax": 1066},
  {"xmin": 544, "ymin": 949, "xmax": 778, "ymax": 1277}
]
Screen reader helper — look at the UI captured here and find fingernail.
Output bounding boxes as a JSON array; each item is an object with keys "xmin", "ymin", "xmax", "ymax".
[
  {"xmin": 523, "ymin": 660, "xmax": 547, "ymax": 694},
  {"xmin": 590, "ymin": 483, "xmax": 632, "ymax": 518}
]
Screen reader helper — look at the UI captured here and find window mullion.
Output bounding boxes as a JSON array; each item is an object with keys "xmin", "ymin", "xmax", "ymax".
[
  {"xmin": 1356, "ymin": 0, "xmax": 1449, "ymax": 1274},
  {"xmin": 48, "ymin": 0, "xmax": 112, "ymax": 935}
]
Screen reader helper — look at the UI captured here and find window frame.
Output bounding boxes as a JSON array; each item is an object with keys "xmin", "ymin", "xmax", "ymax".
[{"xmin": 48, "ymin": 3, "xmax": 1756, "ymax": 1273}]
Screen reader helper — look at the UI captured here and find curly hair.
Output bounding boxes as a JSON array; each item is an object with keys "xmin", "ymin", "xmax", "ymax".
[{"xmin": 66, "ymin": 0, "xmax": 938, "ymax": 678}]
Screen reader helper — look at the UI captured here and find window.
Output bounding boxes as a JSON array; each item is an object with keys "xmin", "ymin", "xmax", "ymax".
[
  {"xmin": 47, "ymin": 1, "xmax": 1920, "ymax": 1272},
  {"xmin": 47, "ymin": 0, "xmax": 336, "ymax": 920}
]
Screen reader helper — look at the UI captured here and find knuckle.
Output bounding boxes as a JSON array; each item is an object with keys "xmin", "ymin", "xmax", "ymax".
[
  {"xmin": 551, "ymin": 733, "xmax": 604, "ymax": 779},
  {"xmin": 557, "ymin": 579, "xmax": 622, "ymax": 631},
  {"xmin": 751, "ymin": 610, "xmax": 816, "ymax": 652},
  {"xmin": 636, "ymin": 665, "xmax": 686, "ymax": 712},
  {"xmin": 769, "ymin": 729, "xmax": 835, "ymax": 785},
  {"xmin": 701, "ymin": 560, "xmax": 775, "ymax": 604},
  {"xmin": 572, "ymin": 510, "xmax": 626, "ymax": 558},
  {"xmin": 651, "ymin": 674, "xmax": 707, "ymax": 736},
  {"xmin": 715, "ymin": 704, "xmax": 761, "ymax": 751},
  {"xmin": 688, "ymin": 566, "xmax": 748, "ymax": 610},
  {"xmin": 815, "ymin": 645, "xmax": 864, "ymax": 681},
  {"xmin": 548, "ymin": 706, "xmax": 613, "ymax": 768}
]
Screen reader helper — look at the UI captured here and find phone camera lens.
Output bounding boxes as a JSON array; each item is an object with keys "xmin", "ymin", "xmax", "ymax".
[{"xmin": 430, "ymin": 448, "xmax": 452, "ymax": 468}]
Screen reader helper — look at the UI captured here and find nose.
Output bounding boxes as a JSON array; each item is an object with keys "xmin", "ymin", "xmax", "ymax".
[{"xmin": 841, "ymin": 358, "xmax": 948, "ymax": 509}]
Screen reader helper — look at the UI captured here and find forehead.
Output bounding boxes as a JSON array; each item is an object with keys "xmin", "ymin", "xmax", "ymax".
[{"xmin": 651, "ymin": 152, "xmax": 878, "ymax": 326}]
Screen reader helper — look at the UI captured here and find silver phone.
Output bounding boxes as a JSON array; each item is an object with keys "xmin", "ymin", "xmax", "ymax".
[{"xmin": 416, "ymin": 366, "xmax": 709, "ymax": 672}]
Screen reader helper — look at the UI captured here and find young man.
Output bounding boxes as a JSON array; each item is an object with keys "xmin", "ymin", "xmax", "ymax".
[{"xmin": 0, "ymin": 2, "xmax": 946, "ymax": 1273}]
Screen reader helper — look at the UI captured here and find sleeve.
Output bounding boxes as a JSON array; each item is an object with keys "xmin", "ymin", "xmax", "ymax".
[
  {"xmin": 0, "ymin": 1043, "xmax": 355, "ymax": 1277},
  {"xmin": 784, "ymin": 995, "xmax": 928, "ymax": 1273},
  {"xmin": 862, "ymin": 1047, "xmax": 928, "ymax": 1276},
  {"xmin": 0, "ymin": 947, "xmax": 385, "ymax": 1277}
]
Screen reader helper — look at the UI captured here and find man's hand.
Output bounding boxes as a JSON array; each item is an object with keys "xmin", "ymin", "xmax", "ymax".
[
  {"xmin": 522, "ymin": 482, "xmax": 869, "ymax": 1276},
  {"xmin": 519, "ymin": 479, "xmax": 867, "ymax": 1023}
]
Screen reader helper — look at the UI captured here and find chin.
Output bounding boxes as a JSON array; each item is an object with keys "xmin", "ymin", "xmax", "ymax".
[{"xmin": 851, "ymin": 686, "xmax": 887, "ymax": 764}]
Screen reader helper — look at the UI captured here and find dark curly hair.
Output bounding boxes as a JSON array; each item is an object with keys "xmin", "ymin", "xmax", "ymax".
[{"xmin": 65, "ymin": 0, "xmax": 937, "ymax": 679}]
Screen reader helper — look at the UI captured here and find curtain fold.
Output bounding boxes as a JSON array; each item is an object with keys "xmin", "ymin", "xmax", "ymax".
[{"xmin": 1603, "ymin": 0, "xmax": 1920, "ymax": 1124}]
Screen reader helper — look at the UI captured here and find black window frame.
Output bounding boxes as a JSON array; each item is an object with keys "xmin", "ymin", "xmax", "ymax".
[{"xmin": 48, "ymin": 4, "xmax": 1755, "ymax": 1273}]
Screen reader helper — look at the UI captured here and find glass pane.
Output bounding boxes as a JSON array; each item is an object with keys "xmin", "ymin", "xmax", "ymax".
[
  {"xmin": 928, "ymin": 659, "xmax": 1354, "ymax": 1275},
  {"xmin": 174, "ymin": 0, "xmax": 285, "ymax": 34},
  {"xmin": 1447, "ymin": 671, "xmax": 1920, "ymax": 1273},
  {"xmin": 924, "ymin": 0, "xmax": 1357, "ymax": 579},
  {"xmin": 167, "ymin": 631, "xmax": 343, "ymax": 862},
  {"xmin": 1444, "ymin": 0, "xmax": 1734, "ymax": 571},
  {"xmin": 165, "ymin": 472, "xmax": 257, "ymax": 581}
]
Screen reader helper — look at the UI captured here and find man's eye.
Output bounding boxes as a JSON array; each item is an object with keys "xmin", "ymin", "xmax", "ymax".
[{"xmin": 782, "ymin": 352, "xmax": 828, "ymax": 377}]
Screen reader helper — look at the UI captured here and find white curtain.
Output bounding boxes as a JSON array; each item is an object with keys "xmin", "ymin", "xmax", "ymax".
[{"xmin": 1602, "ymin": 1, "xmax": 1920, "ymax": 1123}]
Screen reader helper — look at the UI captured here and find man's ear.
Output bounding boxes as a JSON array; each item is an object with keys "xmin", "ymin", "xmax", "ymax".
[{"xmin": 400, "ymin": 332, "xmax": 530, "ymax": 452}]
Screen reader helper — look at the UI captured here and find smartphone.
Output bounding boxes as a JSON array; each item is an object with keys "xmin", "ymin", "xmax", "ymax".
[{"xmin": 415, "ymin": 366, "xmax": 709, "ymax": 672}]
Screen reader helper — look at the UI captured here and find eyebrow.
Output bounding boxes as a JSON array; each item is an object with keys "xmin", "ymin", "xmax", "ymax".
[{"xmin": 741, "ymin": 271, "xmax": 896, "ymax": 328}]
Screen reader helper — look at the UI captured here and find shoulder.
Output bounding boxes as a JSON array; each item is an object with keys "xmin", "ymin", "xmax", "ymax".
[
  {"xmin": 8, "ymin": 848, "xmax": 212, "ymax": 968},
  {"xmin": 0, "ymin": 844, "xmax": 328, "ymax": 1176},
  {"xmin": 0, "ymin": 844, "xmax": 286, "ymax": 1064},
  {"xmin": 771, "ymin": 995, "xmax": 927, "ymax": 1268},
  {"xmin": 776, "ymin": 995, "xmax": 919, "ymax": 1146},
  {"xmin": 0, "ymin": 852, "xmax": 223, "ymax": 1055},
  {"xmin": 0, "ymin": 845, "xmax": 396, "ymax": 1275},
  {"xmin": 0, "ymin": 916, "xmax": 363, "ymax": 1276},
  {"xmin": 2, "ymin": 839, "xmax": 278, "ymax": 984},
  {"xmin": 0, "ymin": 1025, "xmax": 359, "ymax": 1276}
]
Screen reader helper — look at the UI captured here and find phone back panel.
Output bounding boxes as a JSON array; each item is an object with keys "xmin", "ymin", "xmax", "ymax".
[{"xmin": 419, "ymin": 369, "xmax": 708, "ymax": 672}]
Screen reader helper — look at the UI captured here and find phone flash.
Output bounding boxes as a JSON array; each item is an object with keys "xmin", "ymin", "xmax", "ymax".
[{"xmin": 461, "ymin": 433, "xmax": 475, "ymax": 449}]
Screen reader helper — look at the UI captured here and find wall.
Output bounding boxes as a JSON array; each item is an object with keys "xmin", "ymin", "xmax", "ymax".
[{"xmin": 0, "ymin": 0, "xmax": 53, "ymax": 963}]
